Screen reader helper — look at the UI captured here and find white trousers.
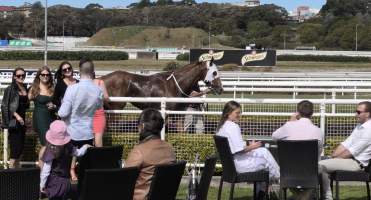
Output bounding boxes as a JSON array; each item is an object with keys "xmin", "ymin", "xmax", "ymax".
[
  {"xmin": 184, "ymin": 107, "xmax": 204, "ymax": 134},
  {"xmin": 319, "ymin": 158, "xmax": 361, "ymax": 200},
  {"xmin": 234, "ymin": 147, "xmax": 280, "ymax": 181}
]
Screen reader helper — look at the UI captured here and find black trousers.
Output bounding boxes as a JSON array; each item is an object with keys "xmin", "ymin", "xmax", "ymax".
[{"xmin": 8, "ymin": 125, "xmax": 26, "ymax": 159}]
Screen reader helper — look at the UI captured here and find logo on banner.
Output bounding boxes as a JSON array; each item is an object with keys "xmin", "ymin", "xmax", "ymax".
[
  {"xmin": 198, "ymin": 51, "xmax": 224, "ymax": 62},
  {"xmin": 241, "ymin": 52, "xmax": 267, "ymax": 65}
]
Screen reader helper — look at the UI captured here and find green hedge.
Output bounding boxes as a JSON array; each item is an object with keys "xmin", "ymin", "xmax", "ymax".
[
  {"xmin": 277, "ymin": 55, "xmax": 371, "ymax": 62},
  {"xmin": 0, "ymin": 132, "xmax": 343, "ymax": 164},
  {"xmin": 0, "ymin": 51, "xmax": 128, "ymax": 60},
  {"xmin": 163, "ymin": 61, "xmax": 181, "ymax": 71},
  {"xmin": 176, "ymin": 53, "xmax": 190, "ymax": 61}
]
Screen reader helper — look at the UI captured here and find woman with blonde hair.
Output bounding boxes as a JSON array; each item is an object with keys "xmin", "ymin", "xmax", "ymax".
[{"xmin": 28, "ymin": 66, "xmax": 56, "ymax": 167}]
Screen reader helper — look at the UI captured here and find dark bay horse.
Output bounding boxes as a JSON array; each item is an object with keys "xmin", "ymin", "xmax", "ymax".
[{"xmin": 100, "ymin": 61, "xmax": 223, "ymax": 110}]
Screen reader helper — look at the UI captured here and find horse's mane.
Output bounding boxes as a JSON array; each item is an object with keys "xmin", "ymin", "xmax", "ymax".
[{"xmin": 172, "ymin": 62, "xmax": 203, "ymax": 74}]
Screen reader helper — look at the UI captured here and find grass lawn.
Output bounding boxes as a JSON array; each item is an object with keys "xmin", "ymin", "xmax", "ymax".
[
  {"xmin": 1, "ymin": 60, "xmax": 371, "ymax": 72},
  {"xmin": 176, "ymin": 184, "xmax": 369, "ymax": 199}
]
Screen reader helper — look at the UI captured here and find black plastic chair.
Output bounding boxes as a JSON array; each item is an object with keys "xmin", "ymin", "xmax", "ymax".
[
  {"xmin": 330, "ymin": 159, "xmax": 371, "ymax": 200},
  {"xmin": 77, "ymin": 146, "xmax": 123, "ymax": 191},
  {"xmin": 214, "ymin": 135, "xmax": 270, "ymax": 200},
  {"xmin": 277, "ymin": 140, "xmax": 320, "ymax": 200},
  {"xmin": 79, "ymin": 167, "xmax": 139, "ymax": 200},
  {"xmin": 147, "ymin": 160, "xmax": 187, "ymax": 200},
  {"xmin": 196, "ymin": 155, "xmax": 217, "ymax": 200},
  {"xmin": 0, "ymin": 168, "xmax": 40, "ymax": 200}
]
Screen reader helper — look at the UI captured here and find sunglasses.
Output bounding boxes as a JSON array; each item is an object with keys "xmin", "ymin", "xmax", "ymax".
[
  {"xmin": 356, "ymin": 110, "xmax": 367, "ymax": 115},
  {"xmin": 40, "ymin": 73, "xmax": 50, "ymax": 77},
  {"xmin": 15, "ymin": 74, "xmax": 26, "ymax": 79},
  {"xmin": 62, "ymin": 67, "xmax": 72, "ymax": 73}
]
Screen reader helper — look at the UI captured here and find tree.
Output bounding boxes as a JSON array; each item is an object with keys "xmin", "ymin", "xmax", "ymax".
[
  {"xmin": 31, "ymin": 1, "xmax": 43, "ymax": 9},
  {"xmin": 137, "ymin": 0, "xmax": 152, "ymax": 8},
  {"xmin": 156, "ymin": 0, "xmax": 173, "ymax": 6},
  {"xmin": 297, "ymin": 23, "xmax": 324, "ymax": 44},
  {"xmin": 85, "ymin": 3, "xmax": 103, "ymax": 9},
  {"xmin": 321, "ymin": 0, "xmax": 369, "ymax": 17},
  {"xmin": 180, "ymin": 0, "xmax": 196, "ymax": 5},
  {"xmin": 246, "ymin": 21, "xmax": 272, "ymax": 39}
]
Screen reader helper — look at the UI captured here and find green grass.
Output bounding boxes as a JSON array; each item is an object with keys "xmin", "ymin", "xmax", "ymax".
[
  {"xmin": 175, "ymin": 184, "xmax": 369, "ymax": 200},
  {"xmin": 37, "ymin": 184, "xmax": 368, "ymax": 199},
  {"xmin": 86, "ymin": 26, "xmax": 226, "ymax": 48}
]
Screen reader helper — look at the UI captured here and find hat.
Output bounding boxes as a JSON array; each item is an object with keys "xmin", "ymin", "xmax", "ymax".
[{"xmin": 45, "ymin": 120, "xmax": 71, "ymax": 146}]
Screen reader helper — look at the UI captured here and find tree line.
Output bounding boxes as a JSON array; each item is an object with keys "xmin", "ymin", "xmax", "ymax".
[{"xmin": 1, "ymin": 0, "xmax": 371, "ymax": 50}]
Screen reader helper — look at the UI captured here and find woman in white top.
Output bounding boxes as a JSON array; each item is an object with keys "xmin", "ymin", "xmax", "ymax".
[{"xmin": 216, "ymin": 100, "xmax": 280, "ymax": 182}]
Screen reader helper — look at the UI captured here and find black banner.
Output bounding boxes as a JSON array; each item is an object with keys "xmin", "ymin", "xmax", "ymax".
[
  {"xmin": 189, "ymin": 49, "xmax": 276, "ymax": 67},
  {"xmin": 0, "ymin": 69, "xmax": 79, "ymax": 78}
]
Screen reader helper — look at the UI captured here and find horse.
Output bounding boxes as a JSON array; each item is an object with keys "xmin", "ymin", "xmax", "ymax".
[{"xmin": 100, "ymin": 61, "xmax": 223, "ymax": 110}]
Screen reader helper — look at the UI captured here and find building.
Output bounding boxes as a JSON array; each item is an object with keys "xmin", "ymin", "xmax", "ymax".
[
  {"xmin": 243, "ymin": 0, "xmax": 260, "ymax": 7},
  {"xmin": 0, "ymin": 3, "xmax": 32, "ymax": 19},
  {"xmin": 289, "ymin": 6, "xmax": 319, "ymax": 22},
  {"xmin": 0, "ymin": 6, "xmax": 16, "ymax": 19},
  {"xmin": 234, "ymin": 0, "xmax": 260, "ymax": 7}
]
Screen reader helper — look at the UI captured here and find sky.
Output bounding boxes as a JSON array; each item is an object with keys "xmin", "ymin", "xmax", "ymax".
[{"xmin": 1, "ymin": 0, "xmax": 326, "ymax": 12}]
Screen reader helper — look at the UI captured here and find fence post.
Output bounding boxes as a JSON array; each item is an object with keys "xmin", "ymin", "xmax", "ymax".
[
  {"xmin": 233, "ymin": 86, "xmax": 236, "ymax": 99},
  {"xmin": 354, "ymin": 86, "xmax": 357, "ymax": 99},
  {"xmin": 3, "ymin": 128, "xmax": 8, "ymax": 169},
  {"xmin": 331, "ymin": 91, "xmax": 336, "ymax": 114},
  {"xmin": 320, "ymin": 102, "xmax": 326, "ymax": 139},
  {"xmin": 160, "ymin": 98, "xmax": 166, "ymax": 141}
]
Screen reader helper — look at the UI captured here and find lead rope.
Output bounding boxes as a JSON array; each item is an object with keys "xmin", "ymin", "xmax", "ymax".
[{"xmin": 166, "ymin": 73, "xmax": 191, "ymax": 97}]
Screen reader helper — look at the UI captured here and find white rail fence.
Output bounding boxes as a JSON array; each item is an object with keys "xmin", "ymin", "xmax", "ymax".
[
  {"xmin": 1, "ymin": 97, "xmax": 364, "ymax": 168},
  {"xmin": 3, "ymin": 70, "xmax": 371, "ymax": 81}
]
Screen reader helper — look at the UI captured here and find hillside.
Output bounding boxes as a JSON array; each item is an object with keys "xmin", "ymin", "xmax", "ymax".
[{"xmin": 86, "ymin": 26, "xmax": 233, "ymax": 48}]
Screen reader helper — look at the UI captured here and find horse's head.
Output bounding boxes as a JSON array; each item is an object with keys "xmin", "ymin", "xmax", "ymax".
[{"xmin": 203, "ymin": 60, "xmax": 223, "ymax": 95}]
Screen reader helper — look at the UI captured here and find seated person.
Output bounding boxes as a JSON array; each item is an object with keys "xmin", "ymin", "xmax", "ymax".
[
  {"xmin": 272, "ymin": 100, "xmax": 323, "ymax": 200},
  {"xmin": 216, "ymin": 101, "xmax": 280, "ymax": 197},
  {"xmin": 125, "ymin": 108, "xmax": 176, "ymax": 200},
  {"xmin": 273, "ymin": 100, "xmax": 323, "ymax": 157},
  {"xmin": 319, "ymin": 101, "xmax": 371, "ymax": 200}
]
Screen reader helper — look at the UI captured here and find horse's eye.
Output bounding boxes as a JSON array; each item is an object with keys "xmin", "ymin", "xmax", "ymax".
[{"xmin": 213, "ymin": 71, "xmax": 217, "ymax": 76}]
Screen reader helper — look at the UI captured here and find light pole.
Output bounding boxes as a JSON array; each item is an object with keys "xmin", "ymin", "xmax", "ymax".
[
  {"xmin": 44, "ymin": 0, "xmax": 48, "ymax": 66},
  {"xmin": 208, "ymin": 23, "xmax": 211, "ymax": 49},
  {"xmin": 355, "ymin": 24, "xmax": 359, "ymax": 51},
  {"xmin": 62, "ymin": 20, "xmax": 65, "ymax": 51},
  {"xmin": 283, "ymin": 31, "xmax": 287, "ymax": 50}
]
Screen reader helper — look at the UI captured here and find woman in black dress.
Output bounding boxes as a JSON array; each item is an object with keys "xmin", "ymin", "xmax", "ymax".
[
  {"xmin": 1, "ymin": 67, "xmax": 30, "ymax": 168},
  {"xmin": 53, "ymin": 61, "xmax": 78, "ymax": 110}
]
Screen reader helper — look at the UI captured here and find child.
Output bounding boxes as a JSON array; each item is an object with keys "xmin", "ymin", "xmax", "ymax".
[{"xmin": 40, "ymin": 120, "xmax": 91, "ymax": 200}]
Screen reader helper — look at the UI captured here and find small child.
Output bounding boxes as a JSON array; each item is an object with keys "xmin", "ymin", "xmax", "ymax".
[{"xmin": 40, "ymin": 120, "xmax": 91, "ymax": 200}]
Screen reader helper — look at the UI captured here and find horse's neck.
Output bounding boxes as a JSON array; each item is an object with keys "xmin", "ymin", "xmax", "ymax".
[{"xmin": 173, "ymin": 64, "xmax": 206, "ymax": 94}]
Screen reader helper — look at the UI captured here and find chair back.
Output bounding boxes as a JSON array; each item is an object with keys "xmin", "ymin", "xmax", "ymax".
[
  {"xmin": 213, "ymin": 135, "xmax": 237, "ymax": 181},
  {"xmin": 0, "ymin": 168, "xmax": 40, "ymax": 200},
  {"xmin": 79, "ymin": 167, "xmax": 139, "ymax": 200},
  {"xmin": 78, "ymin": 146, "xmax": 123, "ymax": 190},
  {"xmin": 278, "ymin": 140, "xmax": 319, "ymax": 189},
  {"xmin": 147, "ymin": 160, "xmax": 187, "ymax": 200},
  {"xmin": 196, "ymin": 155, "xmax": 217, "ymax": 200}
]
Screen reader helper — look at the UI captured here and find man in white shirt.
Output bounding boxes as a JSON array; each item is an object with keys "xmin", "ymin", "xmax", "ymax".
[
  {"xmin": 272, "ymin": 100, "xmax": 323, "ymax": 200},
  {"xmin": 319, "ymin": 101, "xmax": 371, "ymax": 200}
]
